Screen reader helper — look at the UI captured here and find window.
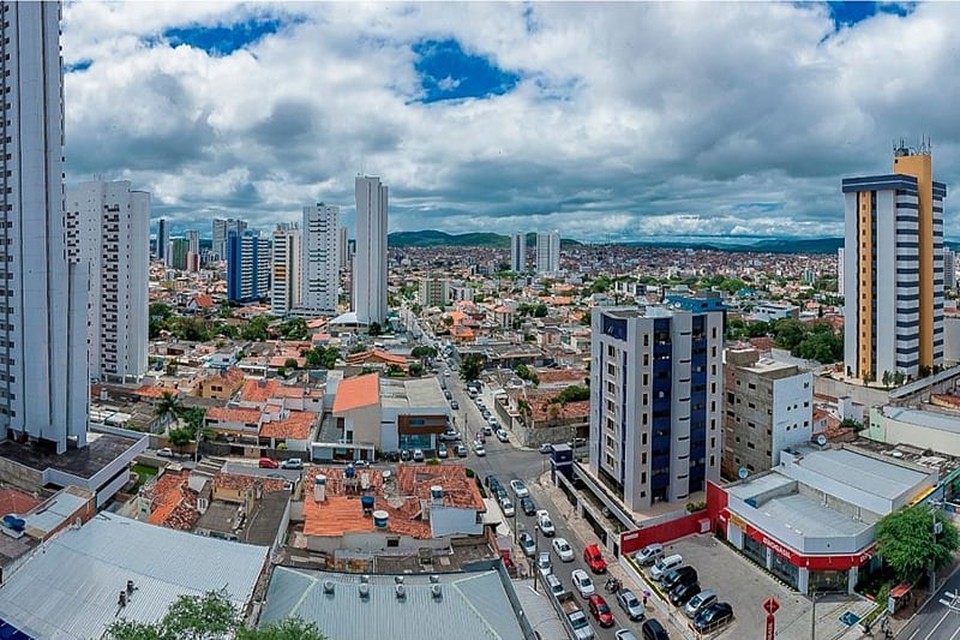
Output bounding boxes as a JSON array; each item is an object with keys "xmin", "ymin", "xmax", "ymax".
[{"xmin": 387, "ymin": 537, "xmax": 400, "ymax": 548}]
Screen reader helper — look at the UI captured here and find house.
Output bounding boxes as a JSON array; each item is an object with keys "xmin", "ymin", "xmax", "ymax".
[
  {"xmin": 204, "ymin": 406, "xmax": 262, "ymax": 443},
  {"xmin": 194, "ymin": 367, "xmax": 245, "ymax": 400}
]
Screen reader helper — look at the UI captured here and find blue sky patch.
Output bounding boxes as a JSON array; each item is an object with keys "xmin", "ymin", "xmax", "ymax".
[
  {"xmin": 156, "ymin": 14, "xmax": 302, "ymax": 57},
  {"xmin": 65, "ymin": 59, "xmax": 92, "ymax": 73},
  {"xmin": 413, "ymin": 38, "xmax": 520, "ymax": 104},
  {"xmin": 826, "ymin": 1, "xmax": 915, "ymax": 29}
]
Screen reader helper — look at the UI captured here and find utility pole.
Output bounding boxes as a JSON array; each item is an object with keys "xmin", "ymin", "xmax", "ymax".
[
  {"xmin": 931, "ymin": 501, "xmax": 943, "ymax": 593},
  {"xmin": 810, "ymin": 589, "xmax": 817, "ymax": 640}
]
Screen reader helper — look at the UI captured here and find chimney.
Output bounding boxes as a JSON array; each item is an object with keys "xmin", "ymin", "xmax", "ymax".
[{"xmin": 314, "ymin": 475, "xmax": 327, "ymax": 503}]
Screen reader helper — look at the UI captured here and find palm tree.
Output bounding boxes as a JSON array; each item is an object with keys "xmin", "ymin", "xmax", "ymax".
[{"xmin": 155, "ymin": 391, "xmax": 183, "ymax": 426}]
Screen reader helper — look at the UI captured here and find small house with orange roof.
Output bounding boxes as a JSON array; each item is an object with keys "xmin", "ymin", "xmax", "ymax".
[
  {"xmin": 344, "ymin": 348, "xmax": 409, "ymax": 372},
  {"xmin": 259, "ymin": 409, "xmax": 317, "ymax": 450},
  {"xmin": 204, "ymin": 406, "xmax": 262, "ymax": 443},
  {"xmin": 329, "ymin": 373, "xmax": 381, "ymax": 453},
  {"xmin": 194, "ymin": 367, "xmax": 245, "ymax": 400}
]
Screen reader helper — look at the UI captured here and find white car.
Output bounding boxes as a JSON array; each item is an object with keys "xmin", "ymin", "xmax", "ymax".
[
  {"xmin": 496, "ymin": 429, "xmax": 509, "ymax": 443},
  {"xmin": 571, "ymin": 569, "xmax": 596, "ymax": 598},
  {"xmin": 500, "ymin": 497, "xmax": 515, "ymax": 517},
  {"xmin": 474, "ymin": 444, "xmax": 486, "ymax": 457},
  {"xmin": 536, "ymin": 510, "xmax": 556, "ymax": 537},
  {"xmin": 509, "ymin": 479, "xmax": 529, "ymax": 498},
  {"xmin": 553, "ymin": 537, "xmax": 575, "ymax": 562},
  {"xmin": 537, "ymin": 551, "xmax": 552, "ymax": 578},
  {"xmin": 156, "ymin": 447, "xmax": 174, "ymax": 458}
]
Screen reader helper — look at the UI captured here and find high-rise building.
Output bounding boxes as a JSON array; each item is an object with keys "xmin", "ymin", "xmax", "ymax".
[
  {"xmin": 837, "ymin": 248, "xmax": 844, "ymax": 297},
  {"xmin": 589, "ymin": 306, "xmax": 723, "ymax": 511},
  {"xmin": 945, "ymin": 248, "xmax": 957, "ymax": 291},
  {"xmin": 510, "ymin": 233, "xmax": 526, "ymax": 272},
  {"xmin": 186, "ymin": 229, "xmax": 199, "ymax": 254},
  {"xmin": 212, "ymin": 217, "xmax": 247, "ymax": 259},
  {"xmin": 168, "ymin": 237, "xmax": 189, "ymax": 271},
  {"xmin": 301, "ymin": 203, "xmax": 340, "ymax": 315},
  {"xmin": 842, "ymin": 144, "xmax": 946, "ymax": 381},
  {"xmin": 66, "ymin": 181, "xmax": 149, "ymax": 383},
  {"xmin": 536, "ymin": 231, "xmax": 560, "ymax": 274},
  {"xmin": 722, "ymin": 348, "xmax": 812, "ymax": 479},
  {"xmin": 227, "ymin": 230, "xmax": 270, "ymax": 303},
  {"xmin": 353, "ymin": 176, "xmax": 388, "ymax": 325},
  {"xmin": 3, "ymin": 1, "xmax": 89, "ymax": 452},
  {"xmin": 339, "ymin": 226, "xmax": 350, "ymax": 269},
  {"xmin": 419, "ymin": 277, "xmax": 449, "ymax": 308},
  {"xmin": 157, "ymin": 218, "xmax": 169, "ymax": 262},
  {"xmin": 271, "ymin": 223, "xmax": 301, "ymax": 316}
]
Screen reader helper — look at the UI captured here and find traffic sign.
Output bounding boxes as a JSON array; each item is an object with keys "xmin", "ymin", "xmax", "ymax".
[{"xmin": 763, "ymin": 596, "xmax": 780, "ymax": 615}]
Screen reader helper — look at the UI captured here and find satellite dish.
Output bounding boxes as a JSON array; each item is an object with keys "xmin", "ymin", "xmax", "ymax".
[
  {"xmin": 816, "ymin": 434, "xmax": 827, "ymax": 447},
  {"xmin": 738, "ymin": 467, "xmax": 749, "ymax": 480}
]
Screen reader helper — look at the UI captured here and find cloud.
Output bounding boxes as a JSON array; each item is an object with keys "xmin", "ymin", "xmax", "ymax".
[{"xmin": 60, "ymin": 1, "xmax": 960, "ymax": 242}]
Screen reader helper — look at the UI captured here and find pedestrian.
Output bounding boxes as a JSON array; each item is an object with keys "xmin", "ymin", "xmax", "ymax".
[{"xmin": 643, "ymin": 590, "xmax": 650, "ymax": 608}]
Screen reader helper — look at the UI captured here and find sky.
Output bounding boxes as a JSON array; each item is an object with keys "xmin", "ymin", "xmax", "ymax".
[{"xmin": 60, "ymin": 1, "xmax": 960, "ymax": 243}]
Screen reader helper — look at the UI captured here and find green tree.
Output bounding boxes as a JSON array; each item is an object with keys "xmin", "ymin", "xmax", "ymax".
[
  {"xmin": 386, "ymin": 363, "xmax": 404, "ymax": 377},
  {"xmin": 154, "ymin": 391, "xmax": 182, "ymax": 425},
  {"xmin": 368, "ymin": 321, "xmax": 383, "ymax": 337},
  {"xmin": 514, "ymin": 363, "xmax": 539, "ymax": 385},
  {"xmin": 104, "ymin": 590, "xmax": 326, "ymax": 640},
  {"xmin": 411, "ymin": 346, "xmax": 438, "ymax": 359},
  {"xmin": 241, "ymin": 316, "xmax": 270, "ymax": 342},
  {"xmin": 167, "ymin": 426, "xmax": 194, "ymax": 453},
  {"xmin": 283, "ymin": 357, "xmax": 299, "ymax": 370},
  {"xmin": 460, "ymin": 353, "xmax": 486, "ymax": 382},
  {"xmin": 555, "ymin": 385, "xmax": 590, "ymax": 405},
  {"xmin": 772, "ymin": 318, "xmax": 805, "ymax": 351},
  {"xmin": 533, "ymin": 303, "xmax": 548, "ymax": 318},
  {"xmin": 876, "ymin": 504, "xmax": 960, "ymax": 582},
  {"xmin": 278, "ymin": 318, "xmax": 309, "ymax": 340}
]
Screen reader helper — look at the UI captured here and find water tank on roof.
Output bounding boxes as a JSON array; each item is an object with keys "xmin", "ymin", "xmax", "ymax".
[
  {"xmin": 361, "ymin": 495, "xmax": 375, "ymax": 514},
  {"xmin": 373, "ymin": 510, "xmax": 389, "ymax": 529},
  {"xmin": 430, "ymin": 485, "xmax": 443, "ymax": 502},
  {"xmin": 345, "ymin": 464, "xmax": 356, "ymax": 479}
]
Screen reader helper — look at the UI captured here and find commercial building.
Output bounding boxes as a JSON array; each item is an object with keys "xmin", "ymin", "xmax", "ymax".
[
  {"xmin": 842, "ymin": 144, "xmax": 947, "ymax": 381},
  {"xmin": 167, "ymin": 237, "xmax": 189, "ymax": 271},
  {"xmin": 354, "ymin": 176, "xmax": 388, "ymax": 325},
  {"xmin": 186, "ymin": 228, "xmax": 199, "ymax": 254},
  {"xmin": 157, "ymin": 217, "xmax": 169, "ymax": 261},
  {"xmin": 65, "ymin": 180, "xmax": 150, "ymax": 383},
  {"xmin": 212, "ymin": 217, "xmax": 247, "ymax": 259},
  {"xmin": 419, "ymin": 277, "xmax": 448, "ymax": 308},
  {"xmin": 838, "ymin": 247, "xmax": 845, "ymax": 297},
  {"xmin": 713, "ymin": 445, "xmax": 936, "ymax": 594},
  {"xmin": 301, "ymin": 203, "xmax": 340, "ymax": 315},
  {"xmin": 867, "ymin": 403, "xmax": 960, "ymax": 458},
  {"xmin": 270, "ymin": 223, "xmax": 301, "ymax": 316},
  {"xmin": 589, "ymin": 305, "xmax": 724, "ymax": 511},
  {"xmin": 536, "ymin": 230, "xmax": 560, "ymax": 274},
  {"xmin": 747, "ymin": 302, "xmax": 799, "ymax": 323},
  {"xmin": 227, "ymin": 230, "xmax": 270, "ymax": 303},
  {"xmin": 722, "ymin": 348, "xmax": 813, "ymax": 478},
  {"xmin": 1, "ymin": 1, "xmax": 90, "ymax": 453},
  {"xmin": 510, "ymin": 232, "xmax": 526, "ymax": 272}
]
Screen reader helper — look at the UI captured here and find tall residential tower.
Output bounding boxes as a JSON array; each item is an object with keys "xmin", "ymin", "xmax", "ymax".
[
  {"xmin": 842, "ymin": 144, "xmax": 946, "ymax": 381},
  {"xmin": 2, "ymin": 1, "xmax": 89, "ymax": 452},
  {"xmin": 536, "ymin": 231, "xmax": 560, "ymax": 274},
  {"xmin": 510, "ymin": 233, "xmax": 525, "ymax": 272},
  {"xmin": 301, "ymin": 203, "xmax": 340, "ymax": 315},
  {"xmin": 270, "ymin": 223, "xmax": 301, "ymax": 316},
  {"xmin": 353, "ymin": 176, "xmax": 388, "ymax": 325}
]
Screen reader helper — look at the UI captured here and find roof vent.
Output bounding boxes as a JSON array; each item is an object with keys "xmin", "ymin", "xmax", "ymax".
[
  {"xmin": 431, "ymin": 583, "xmax": 443, "ymax": 599},
  {"xmin": 395, "ymin": 584, "xmax": 406, "ymax": 600},
  {"xmin": 360, "ymin": 574, "xmax": 370, "ymax": 584},
  {"xmin": 429, "ymin": 574, "xmax": 440, "ymax": 583},
  {"xmin": 430, "ymin": 485, "xmax": 444, "ymax": 502},
  {"xmin": 361, "ymin": 495, "xmax": 375, "ymax": 515},
  {"xmin": 394, "ymin": 575, "xmax": 405, "ymax": 584},
  {"xmin": 323, "ymin": 580, "xmax": 335, "ymax": 595},
  {"xmin": 358, "ymin": 583, "xmax": 370, "ymax": 599}
]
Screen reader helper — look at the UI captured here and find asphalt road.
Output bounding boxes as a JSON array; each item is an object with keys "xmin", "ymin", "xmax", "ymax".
[{"xmin": 899, "ymin": 571, "xmax": 960, "ymax": 640}]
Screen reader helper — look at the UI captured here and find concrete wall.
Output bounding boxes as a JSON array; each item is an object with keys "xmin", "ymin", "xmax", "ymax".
[
  {"xmin": 430, "ymin": 505, "xmax": 482, "ymax": 537},
  {"xmin": 868, "ymin": 406, "xmax": 960, "ymax": 457}
]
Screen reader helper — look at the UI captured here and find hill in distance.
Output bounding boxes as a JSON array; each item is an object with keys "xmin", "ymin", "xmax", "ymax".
[{"xmin": 388, "ymin": 230, "xmax": 581, "ymax": 249}]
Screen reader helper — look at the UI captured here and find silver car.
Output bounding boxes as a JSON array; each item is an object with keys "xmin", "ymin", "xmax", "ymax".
[
  {"xmin": 684, "ymin": 589, "xmax": 717, "ymax": 619},
  {"xmin": 616, "ymin": 589, "xmax": 645, "ymax": 621}
]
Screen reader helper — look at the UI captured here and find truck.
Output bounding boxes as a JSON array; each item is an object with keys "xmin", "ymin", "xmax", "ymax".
[{"xmin": 556, "ymin": 591, "xmax": 596, "ymax": 640}]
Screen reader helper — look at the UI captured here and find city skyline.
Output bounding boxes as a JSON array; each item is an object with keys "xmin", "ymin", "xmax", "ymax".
[{"xmin": 59, "ymin": 2, "xmax": 960, "ymax": 242}]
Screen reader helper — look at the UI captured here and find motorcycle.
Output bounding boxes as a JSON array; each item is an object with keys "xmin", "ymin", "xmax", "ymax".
[{"xmin": 604, "ymin": 578, "xmax": 621, "ymax": 594}]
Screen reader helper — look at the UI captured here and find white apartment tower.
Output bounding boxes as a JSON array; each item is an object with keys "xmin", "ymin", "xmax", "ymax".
[
  {"xmin": 271, "ymin": 223, "xmax": 301, "ymax": 316},
  {"xmin": 590, "ymin": 306, "xmax": 723, "ymax": 511},
  {"xmin": 212, "ymin": 217, "xmax": 247, "ymax": 259},
  {"xmin": 66, "ymin": 181, "xmax": 149, "ymax": 383},
  {"xmin": 3, "ymin": 1, "xmax": 89, "ymax": 452},
  {"xmin": 353, "ymin": 176, "xmax": 388, "ymax": 325},
  {"xmin": 837, "ymin": 248, "xmax": 844, "ymax": 297},
  {"xmin": 339, "ymin": 226, "xmax": 350, "ymax": 269},
  {"xmin": 945, "ymin": 248, "xmax": 957, "ymax": 291},
  {"xmin": 510, "ymin": 233, "xmax": 525, "ymax": 272},
  {"xmin": 536, "ymin": 231, "xmax": 560, "ymax": 274},
  {"xmin": 301, "ymin": 203, "xmax": 340, "ymax": 315}
]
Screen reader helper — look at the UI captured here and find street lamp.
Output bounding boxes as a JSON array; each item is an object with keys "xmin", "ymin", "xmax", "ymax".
[{"xmin": 931, "ymin": 500, "xmax": 944, "ymax": 593}]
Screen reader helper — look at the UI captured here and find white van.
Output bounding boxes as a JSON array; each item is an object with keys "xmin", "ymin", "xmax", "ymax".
[{"xmin": 650, "ymin": 553, "xmax": 683, "ymax": 581}]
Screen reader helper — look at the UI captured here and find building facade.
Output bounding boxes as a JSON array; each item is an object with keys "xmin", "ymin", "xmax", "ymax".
[
  {"xmin": 842, "ymin": 145, "xmax": 947, "ymax": 381},
  {"xmin": 722, "ymin": 348, "xmax": 812, "ymax": 478},
  {"xmin": 167, "ymin": 237, "xmax": 189, "ymax": 271},
  {"xmin": 212, "ymin": 218, "xmax": 247, "ymax": 260},
  {"xmin": 837, "ymin": 248, "xmax": 845, "ymax": 297},
  {"xmin": 270, "ymin": 223, "xmax": 301, "ymax": 316},
  {"xmin": 589, "ymin": 306, "xmax": 723, "ymax": 511},
  {"xmin": 510, "ymin": 232, "xmax": 525, "ymax": 273},
  {"xmin": 227, "ymin": 230, "xmax": 270, "ymax": 303},
  {"xmin": 536, "ymin": 231, "xmax": 560, "ymax": 274},
  {"xmin": 353, "ymin": 176, "xmax": 388, "ymax": 325},
  {"xmin": 945, "ymin": 248, "xmax": 957, "ymax": 291},
  {"xmin": 339, "ymin": 226, "xmax": 350, "ymax": 269},
  {"xmin": 301, "ymin": 203, "xmax": 340, "ymax": 315},
  {"xmin": 419, "ymin": 277, "xmax": 448, "ymax": 308},
  {"xmin": 2, "ymin": 1, "xmax": 89, "ymax": 452},
  {"xmin": 157, "ymin": 218, "xmax": 168, "ymax": 262},
  {"xmin": 66, "ymin": 181, "xmax": 149, "ymax": 383}
]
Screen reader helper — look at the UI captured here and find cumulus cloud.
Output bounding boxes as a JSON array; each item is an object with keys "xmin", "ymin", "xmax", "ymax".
[{"xmin": 60, "ymin": 1, "xmax": 960, "ymax": 241}]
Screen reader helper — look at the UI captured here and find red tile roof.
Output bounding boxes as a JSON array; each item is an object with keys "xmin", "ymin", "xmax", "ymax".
[
  {"xmin": 146, "ymin": 470, "xmax": 199, "ymax": 531},
  {"xmin": 259, "ymin": 410, "xmax": 316, "ymax": 439},
  {"xmin": 205, "ymin": 406, "xmax": 261, "ymax": 424},
  {"xmin": 396, "ymin": 464, "xmax": 485, "ymax": 511},
  {"xmin": 0, "ymin": 488, "xmax": 41, "ymax": 517},
  {"xmin": 239, "ymin": 379, "xmax": 280, "ymax": 402},
  {"xmin": 333, "ymin": 373, "xmax": 380, "ymax": 413}
]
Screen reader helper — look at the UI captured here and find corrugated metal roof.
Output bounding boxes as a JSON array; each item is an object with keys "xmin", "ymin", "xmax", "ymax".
[
  {"xmin": 0, "ymin": 514, "xmax": 268, "ymax": 639},
  {"xmin": 22, "ymin": 491, "xmax": 88, "ymax": 535},
  {"xmin": 260, "ymin": 567, "xmax": 526, "ymax": 640},
  {"xmin": 793, "ymin": 448, "xmax": 928, "ymax": 501}
]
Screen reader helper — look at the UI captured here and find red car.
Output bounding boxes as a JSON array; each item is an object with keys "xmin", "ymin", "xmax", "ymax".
[
  {"xmin": 587, "ymin": 594, "xmax": 615, "ymax": 628},
  {"xmin": 258, "ymin": 457, "xmax": 279, "ymax": 469},
  {"xmin": 583, "ymin": 543, "xmax": 608, "ymax": 574}
]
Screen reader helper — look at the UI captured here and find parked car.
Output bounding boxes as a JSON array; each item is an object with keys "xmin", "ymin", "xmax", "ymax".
[
  {"xmin": 661, "ymin": 566, "xmax": 697, "ymax": 592},
  {"xmin": 587, "ymin": 594, "xmax": 615, "ymax": 628},
  {"xmin": 412, "ymin": 449, "xmax": 425, "ymax": 462},
  {"xmin": 615, "ymin": 631, "xmax": 639, "ymax": 640},
  {"xmin": 572, "ymin": 569, "xmax": 596, "ymax": 598},
  {"xmin": 634, "ymin": 543, "xmax": 664, "ymax": 566},
  {"xmin": 500, "ymin": 497, "xmax": 515, "ymax": 517},
  {"xmin": 537, "ymin": 551, "xmax": 552, "ymax": 578},
  {"xmin": 519, "ymin": 532, "xmax": 537, "ymax": 557},
  {"xmin": 485, "ymin": 475, "xmax": 501, "ymax": 490},
  {"xmin": 444, "ymin": 389, "xmax": 453, "ymax": 400},
  {"xmin": 546, "ymin": 573, "xmax": 564, "ymax": 597},
  {"xmin": 474, "ymin": 444, "xmax": 486, "ymax": 457},
  {"xmin": 641, "ymin": 619, "xmax": 670, "ymax": 640},
  {"xmin": 353, "ymin": 459, "xmax": 371, "ymax": 468},
  {"xmin": 539, "ymin": 442, "xmax": 554, "ymax": 454},
  {"xmin": 583, "ymin": 544, "xmax": 608, "ymax": 574},
  {"xmin": 496, "ymin": 429, "xmax": 509, "ymax": 443},
  {"xmin": 509, "ymin": 479, "xmax": 529, "ymax": 498},
  {"xmin": 400, "ymin": 449, "xmax": 412, "ymax": 462},
  {"xmin": 482, "ymin": 425, "xmax": 493, "ymax": 436},
  {"xmin": 536, "ymin": 510, "xmax": 556, "ymax": 536},
  {"xmin": 450, "ymin": 400, "xmax": 459, "ymax": 410},
  {"xmin": 553, "ymin": 537, "xmax": 575, "ymax": 562},
  {"xmin": 437, "ymin": 444, "xmax": 449, "ymax": 459},
  {"xmin": 455, "ymin": 444, "xmax": 468, "ymax": 458},
  {"xmin": 568, "ymin": 437, "xmax": 587, "ymax": 448},
  {"xmin": 669, "ymin": 582, "xmax": 701, "ymax": 607},
  {"xmin": 157, "ymin": 447, "xmax": 174, "ymax": 458},
  {"xmin": 693, "ymin": 602, "xmax": 733, "ymax": 632},
  {"xmin": 280, "ymin": 458, "xmax": 304, "ymax": 470},
  {"xmin": 258, "ymin": 457, "xmax": 279, "ymax": 468},
  {"xmin": 519, "ymin": 496, "xmax": 536, "ymax": 516},
  {"xmin": 440, "ymin": 429, "xmax": 460, "ymax": 442},
  {"xmin": 650, "ymin": 554, "xmax": 683, "ymax": 581},
  {"xmin": 616, "ymin": 589, "xmax": 645, "ymax": 621},
  {"xmin": 684, "ymin": 590, "xmax": 717, "ymax": 619}
]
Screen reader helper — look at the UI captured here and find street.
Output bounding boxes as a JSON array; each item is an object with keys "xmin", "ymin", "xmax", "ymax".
[{"xmin": 899, "ymin": 570, "xmax": 960, "ymax": 640}]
